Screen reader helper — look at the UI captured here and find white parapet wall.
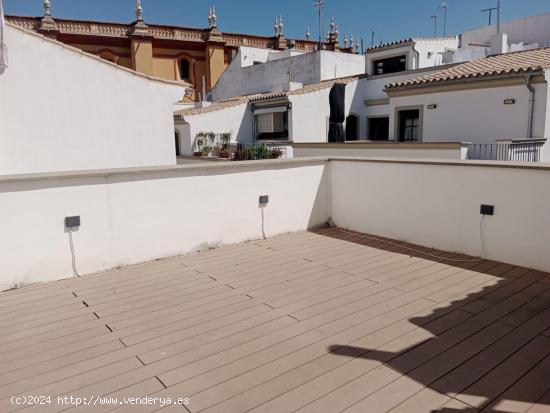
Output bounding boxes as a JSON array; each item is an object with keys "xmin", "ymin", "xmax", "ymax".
[
  {"xmin": 0, "ymin": 159, "xmax": 329, "ymax": 290},
  {"xmin": 292, "ymin": 142, "xmax": 469, "ymax": 160},
  {"xmin": 2, "ymin": 157, "xmax": 550, "ymax": 290},
  {"xmin": 330, "ymin": 158, "xmax": 550, "ymax": 273},
  {"xmin": 0, "ymin": 24, "xmax": 187, "ymax": 175}
]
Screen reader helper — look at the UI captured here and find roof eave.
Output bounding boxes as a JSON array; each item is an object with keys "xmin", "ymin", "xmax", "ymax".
[{"xmin": 385, "ymin": 69, "xmax": 545, "ymax": 93}]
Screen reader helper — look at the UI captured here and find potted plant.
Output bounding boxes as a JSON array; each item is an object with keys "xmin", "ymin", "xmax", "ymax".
[
  {"xmin": 194, "ymin": 132, "xmax": 206, "ymax": 157},
  {"xmin": 220, "ymin": 132, "xmax": 232, "ymax": 150},
  {"xmin": 206, "ymin": 131, "xmax": 216, "ymax": 145},
  {"xmin": 218, "ymin": 132, "xmax": 232, "ymax": 159}
]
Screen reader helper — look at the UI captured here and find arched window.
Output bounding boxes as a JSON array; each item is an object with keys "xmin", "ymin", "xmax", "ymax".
[{"xmin": 180, "ymin": 59, "xmax": 190, "ymax": 80}]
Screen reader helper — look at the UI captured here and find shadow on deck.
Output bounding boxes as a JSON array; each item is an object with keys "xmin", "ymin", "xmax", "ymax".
[{"xmin": 313, "ymin": 227, "xmax": 550, "ymax": 413}]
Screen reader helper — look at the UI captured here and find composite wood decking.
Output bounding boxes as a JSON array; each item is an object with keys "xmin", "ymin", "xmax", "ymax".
[{"xmin": 1, "ymin": 228, "xmax": 550, "ymax": 413}]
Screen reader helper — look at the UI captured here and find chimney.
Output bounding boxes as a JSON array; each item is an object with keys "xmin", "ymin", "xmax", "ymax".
[{"xmin": 490, "ymin": 33, "xmax": 508, "ymax": 55}]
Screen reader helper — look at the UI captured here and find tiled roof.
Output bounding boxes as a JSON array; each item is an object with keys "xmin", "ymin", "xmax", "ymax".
[
  {"xmin": 367, "ymin": 36, "xmax": 456, "ymax": 53},
  {"xmin": 174, "ymin": 75, "xmax": 362, "ymax": 118},
  {"xmin": 367, "ymin": 38, "xmax": 413, "ymax": 52},
  {"xmin": 386, "ymin": 46, "xmax": 550, "ymax": 89}
]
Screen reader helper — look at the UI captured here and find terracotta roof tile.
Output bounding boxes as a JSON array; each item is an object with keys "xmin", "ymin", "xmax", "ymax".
[
  {"xmin": 386, "ymin": 46, "xmax": 550, "ymax": 89},
  {"xmin": 367, "ymin": 36, "xmax": 456, "ymax": 53}
]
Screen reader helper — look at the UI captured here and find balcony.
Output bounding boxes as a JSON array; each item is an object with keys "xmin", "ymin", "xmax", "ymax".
[
  {"xmin": 466, "ymin": 139, "xmax": 547, "ymax": 162},
  {"xmin": 1, "ymin": 157, "xmax": 550, "ymax": 412}
]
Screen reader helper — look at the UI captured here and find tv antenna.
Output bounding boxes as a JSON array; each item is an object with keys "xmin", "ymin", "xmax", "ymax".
[
  {"xmin": 438, "ymin": 2, "xmax": 448, "ymax": 36},
  {"xmin": 482, "ymin": 1, "xmax": 500, "ymax": 31},
  {"xmin": 429, "ymin": 15, "xmax": 437, "ymax": 37},
  {"xmin": 314, "ymin": 0, "xmax": 325, "ymax": 50}
]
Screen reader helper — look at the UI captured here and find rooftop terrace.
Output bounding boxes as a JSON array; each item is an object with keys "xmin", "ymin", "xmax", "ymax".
[{"xmin": 1, "ymin": 228, "xmax": 550, "ymax": 413}]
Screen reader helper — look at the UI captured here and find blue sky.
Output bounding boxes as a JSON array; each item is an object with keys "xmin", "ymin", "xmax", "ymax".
[{"xmin": 4, "ymin": 0, "xmax": 550, "ymax": 46}]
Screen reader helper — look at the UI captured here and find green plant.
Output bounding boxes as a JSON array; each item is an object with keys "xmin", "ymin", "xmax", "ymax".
[
  {"xmin": 220, "ymin": 132, "xmax": 232, "ymax": 150},
  {"xmin": 237, "ymin": 144, "xmax": 283, "ymax": 161},
  {"xmin": 206, "ymin": 132, "xmax": 216, "ymax": 144},
  {"xmin": 195, "ymin": 131, "xmax": 206, "ymax": 151}
]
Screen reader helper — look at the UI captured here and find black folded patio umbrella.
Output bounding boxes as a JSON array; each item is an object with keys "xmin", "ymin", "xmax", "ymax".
[{"xmin": 328, "ymin": 83, "xmax": 346, "ymax": 142}]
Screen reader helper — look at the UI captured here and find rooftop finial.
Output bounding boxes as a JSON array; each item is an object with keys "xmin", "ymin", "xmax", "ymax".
[
  {"xmin": 44, "ymin": 0, "xmax": 51, "ymax": 17},
  {"xmin": 343, "ymin": 34, "xmax": 348, "ymax": 48},
  {"xmin": 274, "ymin": 17, "xmax": 280, "ymax": 36},
  {"xmin": 135, "ymin": 0, "xmax": 143, "ymax": 22},
  {"xmin": 278, "ymin": 16, "xmax": 284, "ymax": 37},
  {"xmin": 330, "ymin": 16, "xmax": 335, "ymax": 34},
  {"xmin": 210, "ymin": 5, "xmax": 217, "ymax": 28},
  {"xmin": 306, "ymin": 27, "xmax": 311, "ymax": 40}
]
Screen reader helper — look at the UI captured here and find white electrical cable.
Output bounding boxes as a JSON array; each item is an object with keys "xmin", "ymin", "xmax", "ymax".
[
  {"xmin": 479, "ymin": 215, "xmax": 487, "ymax": 259},
  {"xmin": 319, "ymin": 227, "xmax": 486, "ymax": 263},
  {"xmin": 68, "ymin": 230, "xmax": 80, "ymax": 277}
]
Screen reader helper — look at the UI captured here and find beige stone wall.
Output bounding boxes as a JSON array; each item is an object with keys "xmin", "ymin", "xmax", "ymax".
[
  {"xmin": 205, "ymin": 44, "xmax": 226, "ymax": 90},
  {"xmin": 131, "ymin": 39, "xmax": 154, "ymax": 76},
  {"xmin": 153, "ymin": 57, "xmax": 177, "ymax": 80}
]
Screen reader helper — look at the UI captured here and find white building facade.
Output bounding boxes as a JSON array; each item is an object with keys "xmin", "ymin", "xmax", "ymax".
[{"xmin": 0, "ymin": 24, "xmax": 187, "ymax": 175}]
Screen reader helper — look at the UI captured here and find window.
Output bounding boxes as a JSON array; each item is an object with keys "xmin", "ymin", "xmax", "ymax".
[
  {"xmin": 345, "ymin": 115, "xmax": 359, "ymax": 141},
  {"xmin": 180, "ymin": 59, "xmax": 190, "ymax": 80},
  {"xmin": 255, "ymin": 111, "xmax": 289, "ymax": 140},
  {"xmin": 373, "ymin": 55, "xmax": 407, "ymax": 75},
  {"xmin": 397, "ymin": 109, "xmax": 421, "ymax": 142},
  {"xmin": 368, "ymin": 117, "xmax": 389, "ymax": 140}
]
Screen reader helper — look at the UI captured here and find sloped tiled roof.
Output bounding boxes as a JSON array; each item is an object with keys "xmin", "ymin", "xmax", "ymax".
[
  {"xmin": 367, "ymin": 36, "xmax": 456, "ymax": 53},
  {"xmin": 386, "ymin": 46, "xmax": 550, "ymax": 90},
  {"xmin": 174, "ymin": 75, "xmax": 362, "ymax": 118}
]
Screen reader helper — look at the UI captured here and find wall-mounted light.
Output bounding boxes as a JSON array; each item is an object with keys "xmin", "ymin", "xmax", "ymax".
[
  {"xmin": 184, "ymin": 87, "xmax": 194, "ymax": 98},
  {"xmin": 503, "ymin": 99, "xmax": 516, "ymax": 105},
  {"xmin": 427, "ymin": 104, "xmax": 438, "ymax": 109}
]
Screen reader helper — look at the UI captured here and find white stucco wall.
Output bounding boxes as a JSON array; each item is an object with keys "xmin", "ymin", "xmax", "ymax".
[
  {"xmin": 365, "ymin": 38, "xmax": 457, "ymax": 76},
  {"xmin": 388, "ymin": 82, "xmax": 548, "ymax": 143},
  {"xmin": 331, "ymin": 159, "xmax": 550, "ymax": 273},
  {"xmin": 364, "ymin": 67, "xmax": 449, "ymax": 101},
  {"xmin": 0, "ymin": 25, "xmax": 186, "ymax": 175},
  {"xmin": 176, "ymin": 102, "xmax": 253, "ymax": 155},
  {"xmin": 414, "ymin": 38, "xmax": 459, "ymax": 68},
  {"xmin": 235, "ymin": 47, "xmax": 305, "ymax": 68},
  {"xmin": 3, "ymin": 157, "xmax": 550, "ymax": 290},
  {"xmin": 460, "ymin": 12, "xmax": 550, "ymax": 48},
  {"xmin": 211, "ymin": 51, "xmax": 320, "ymax": 101},
  {"xmin": 238, "ymin": 47, "xmax": 272, "ymax": 67},
  {"xmin": 211, "ymin": 50, "xmax": 365, "ymax": 102},
  {"xmin": 0, "ymin": 160, "xmax": 330, "ymax": 289},
  {"xmin": 290, "ymin": 79, "xmax": 362, "ymax": 142},
  {"xmin": 319, "ymin": 52, "xmax": 366, "ymax": 80}
]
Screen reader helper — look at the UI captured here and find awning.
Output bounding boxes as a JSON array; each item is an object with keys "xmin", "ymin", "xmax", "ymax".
[{"xmin": 253, "ymin": 106, "xmax": 288, "ymax": 115}]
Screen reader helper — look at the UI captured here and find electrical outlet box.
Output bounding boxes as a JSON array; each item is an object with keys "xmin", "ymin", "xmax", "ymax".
[
  {"xmin": 480, "ymin": 205, "xmax": 494, "ymax": 216},
  {"xmin": 65, "ymin": 216, "xmax": 81, "ymax": 228},
  {"xmin": 259, "ymin": 195, "xmax": 269, "ymax": 205}
]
